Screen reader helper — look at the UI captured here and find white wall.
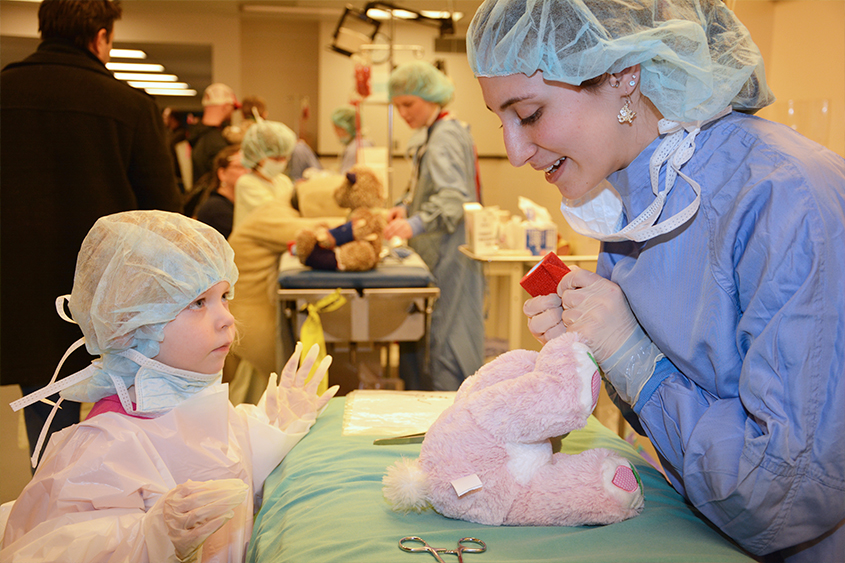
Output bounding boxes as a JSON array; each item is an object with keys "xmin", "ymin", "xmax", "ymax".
[
  {"xmin": 2, "ymin": 0, "xmax": 842, "ymax": 255},
  {"xmin": 736, "ymin": 0, "xmax": 844, "ymax": 156}
]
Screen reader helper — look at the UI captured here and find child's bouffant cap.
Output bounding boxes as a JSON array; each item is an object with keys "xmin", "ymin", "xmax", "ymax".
[{"xmin": 69, "ymin": 210, "xmax": 238, "ymax": 361}]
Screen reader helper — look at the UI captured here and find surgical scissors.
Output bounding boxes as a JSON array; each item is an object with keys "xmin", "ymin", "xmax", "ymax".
[{"xmin": 399, "ymin": 536, "xmax": 486, "ymax": 562}]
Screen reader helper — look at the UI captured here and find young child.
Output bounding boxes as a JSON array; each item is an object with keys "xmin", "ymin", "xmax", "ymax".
[
  {"xmin": 1, "ymin": 210, "xmax": 338, "ymax": 562},
  {"xmin": 233, "ymin": 119, "xmax": 297, "ymax": 229}
]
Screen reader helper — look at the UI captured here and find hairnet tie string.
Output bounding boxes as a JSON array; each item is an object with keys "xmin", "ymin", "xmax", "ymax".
[
  {"xmin": 9, "ymin": 335, "xmax": 98, "ymax": 468},
  {"xmin": 10, "ymin": 294, "xmax": 103, "ymax": 412}
]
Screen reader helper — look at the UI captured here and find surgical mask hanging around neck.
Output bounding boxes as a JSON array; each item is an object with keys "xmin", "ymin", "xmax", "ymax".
[
  {"xmin": 559, "ymin": 107, "xmax": 731, "ymax": 243},
  {"xmin": 111, "ymin": 348, "xmax": 222, "ymax": 417}
]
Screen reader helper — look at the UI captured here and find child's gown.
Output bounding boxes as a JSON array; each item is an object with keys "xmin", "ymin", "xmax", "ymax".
[{"xmin": 1, "ymin": 383, "xmax": 306, "ymax": 562}]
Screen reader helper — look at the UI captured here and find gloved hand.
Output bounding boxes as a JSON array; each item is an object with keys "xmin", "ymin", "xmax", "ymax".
[
  {"xmin": 557, "ymin": 267, "xmax": 637, "ymax": 363},
  {"xmin": 384, "ymin": 218, "xmax": 413, "ymax": 240},
  {"xmin": 386, "ymin": 206, "xmax": 407, "ymax": 223},
  {"xmin": 524, "ymin": 293, "xmax": 566, "ymax": 344},
  {"xmin": 163, "ymin": 479, "xmax": 249, "ymax": 563},
  {"xmin": 259, "ymin": 342, "xmax": 339, "ymax": 431},
  {"xmin": 557, "ymin": 267, "xmax": 664, "ymax": 405}
]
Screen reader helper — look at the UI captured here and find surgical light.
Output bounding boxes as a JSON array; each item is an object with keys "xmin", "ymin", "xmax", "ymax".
[{"xmin": 330, "ymin": 6, "xmax": 382, "ymax": 57}]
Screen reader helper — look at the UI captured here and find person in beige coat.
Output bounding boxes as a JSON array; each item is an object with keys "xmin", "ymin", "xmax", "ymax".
[{"xmin": 227, "ymin": 177, "xmax": 347, "ymax": 402}]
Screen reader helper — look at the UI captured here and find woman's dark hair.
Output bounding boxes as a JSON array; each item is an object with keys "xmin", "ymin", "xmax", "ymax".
[
  {"xmin": 38, "ymin": 0, "xmax": 123, "ymax": 52},
  {"xmin": 185, "ymin": 144, "xmax": 241, "ymax": 217},
  {"xmin": 580, "ymin": 74, "xmax": 611, "ymax": 92}
]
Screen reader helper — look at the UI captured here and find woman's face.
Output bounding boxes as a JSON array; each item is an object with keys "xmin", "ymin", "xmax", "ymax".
[
  {"xmin": 478, "ymin": 72, "xmax": 633, "ymax": 200},
  {"xmin": 392, "ymin": 95, "xmax": 440, "ymax": 129},
  {"xmin": 333, "ymin": 124, "xmax": 352, "ymax": 144},
  {"xmin": 218, "ymin": 151, "xmax": 247, "ymax": 188}
]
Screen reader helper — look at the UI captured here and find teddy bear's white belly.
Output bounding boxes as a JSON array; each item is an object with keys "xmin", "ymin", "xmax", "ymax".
[{"xmin": 505, "ymin": 442, "xmax": 553, "ymax": 486}]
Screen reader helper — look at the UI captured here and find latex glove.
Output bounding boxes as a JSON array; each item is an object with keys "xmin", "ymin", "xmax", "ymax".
[
  {"xmin": 384, "ymin": 218, "xmax": 413, "ymax": 240},
  {"xmin": 559, "ymin": 267, "xmax": 663, "ymax": 404},
  {"xmin": 558, "ymin": 267, "xmax": 637, "ymax": 363},
  {"xmin": 386, "ymin": 206, "xmax": 407, "ymax": 222},
  {"xmin": 524, "ymin": 293, "xmax": 566, "ymax": 344},
  {"xmin": 259, "ymin": 342, "xmax": 339, "ymax": 431},
  {"xmin": 163, "ymin": 479, "xmax": 249, "ymax": 563}
]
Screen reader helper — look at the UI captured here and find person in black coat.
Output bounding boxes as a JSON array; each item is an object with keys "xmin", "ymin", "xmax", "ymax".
[{"xmin": 0, "ymin": 0, "xmax": 182, "ymax": 468}]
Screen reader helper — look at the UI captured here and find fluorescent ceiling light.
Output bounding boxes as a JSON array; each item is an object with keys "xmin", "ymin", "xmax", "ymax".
[
  {"xmin": 143, "ymin": 88, "xmax": 198, "ymax": 97},
  {"xmin": 113, "ymin": 72, "xmax": 178, "ymax": 81},
  {"xmin": 421, "ymin": 10, "xmax": 462, "ymax": 21},
  {"xmin": 109, "ymin": 48, "xmax": 146, "ymax": 59},
  {"xmin": 128, "ymin": 81, "xmax": 190, "ymax": 89},
  {"xmin": 105, "ymin": 62, "xmax": 165, "ymax": 72}
]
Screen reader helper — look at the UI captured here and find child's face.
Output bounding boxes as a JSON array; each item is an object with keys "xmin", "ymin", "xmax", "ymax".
[{"xmin": 154, "ymin": 281, "xmax": 235, "ymax": 375}]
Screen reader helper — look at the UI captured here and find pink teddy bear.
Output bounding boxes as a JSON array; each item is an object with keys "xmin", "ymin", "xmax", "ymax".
[{"xmin": 382, "ymin": 332, "xmax": 644, "ymax": 526}]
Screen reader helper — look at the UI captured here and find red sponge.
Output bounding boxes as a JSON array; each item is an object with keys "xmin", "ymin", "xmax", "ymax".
[{"xmin": 520, "ymin": 253, "xmax": 571, "ymax": 297}]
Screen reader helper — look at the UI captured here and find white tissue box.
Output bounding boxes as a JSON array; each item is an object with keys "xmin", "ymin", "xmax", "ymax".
[{"xmin": 463, "ymin": 203, "xmax": 498, "ymax": 255}]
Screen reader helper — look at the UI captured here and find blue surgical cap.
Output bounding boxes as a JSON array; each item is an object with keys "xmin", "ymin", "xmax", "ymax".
[
  {"xmin": 69, "ymin": 210, "xmax": 238, "ymax": 362},
  {"xmin": 467, "ymin": 0, "xmax": 774, "ymax": 122},
  {"xmin": 331, "ymin": 106, "xmax": 358, "ymax": 139},
  {"xmin": 241, "ymin": 120, "xmax": 297, "ymax": 169},
  {"xmin": 388, "ymin": 61, "xmax": 455, "ymax": 107}
]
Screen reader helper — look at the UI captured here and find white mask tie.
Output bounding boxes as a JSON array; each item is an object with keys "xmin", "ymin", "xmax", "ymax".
[{"xmin": 561, "ymin": 107, "xmax": 731, "ymax": 243}]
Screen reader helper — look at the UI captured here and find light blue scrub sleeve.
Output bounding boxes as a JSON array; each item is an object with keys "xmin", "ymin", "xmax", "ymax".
[
  {"xmin": 413, "ymin": 124, "xmax": 475, "ymax": 234},
  {"xmin": 597, "ymin": 181, "xmax": 845, "ymax": 556}
]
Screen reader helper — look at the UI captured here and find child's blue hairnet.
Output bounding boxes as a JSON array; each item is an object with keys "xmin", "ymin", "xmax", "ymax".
[
  {"xmin": 241, "ymin": 119, "xmax": 297, "ymax": 169},
  {"xmin": 331, "ymin": 106, "xmax": 358, "ymax": 139},
  {"xmin": 69, "ymin": 210, "xmax": 238, "ymax": 362},
  {"xmin": 466, "ymin": 0, "xmax": 774, "ymax": 122},
  {"xmin": 388, "ymin": 61, "xmax": 455, "ymax": 107}
]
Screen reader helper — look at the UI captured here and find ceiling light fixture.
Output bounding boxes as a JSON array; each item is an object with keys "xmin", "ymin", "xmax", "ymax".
[
  {"xmin": 127, "ymin": 81, "xmax": 190, "ymax": 89},
  {"xmin": 363, "ymin": 2, "xmax": 455, "ymax": 35},
  {"xmin": 330, "ymin": 2, "xmax": 456, "ymax": 58},
  {"xmin": 113, "ymin": 72, "xmax": 179, "ymax": 82},
  {"xmin": 106, "ymin": 62, "xmax": 165, "ymax": 72},
  {"xmin": 143, "ymin": 88, "xmax": 198, "ymax": 97},
  {"xmin": 109, "ymin": 48, "xmax": 147, "ymax": 59}
]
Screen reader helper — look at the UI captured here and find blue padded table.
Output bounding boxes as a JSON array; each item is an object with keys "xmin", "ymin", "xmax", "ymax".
[
  {"xmin": 278, "ymin": 250, "xmax": 435, "ymax": 290},
  {"xmin": 277, "ymin": 251, "xmax": 439, "ymax": 344},
  {"xmin": 277, "ymin": 252, "xmax": 440, "ymax": 386},
  {"xmin": 247, "ymin": 394, "xmax": 756, "ymax": 563}
]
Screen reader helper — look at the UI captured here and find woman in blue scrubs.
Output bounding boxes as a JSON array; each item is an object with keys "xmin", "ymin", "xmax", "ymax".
[
  {"xmin": 384, "ymin": 61, "xmax": 485, "ymax": 391},
  {"xmin": 467, "ymin": 1, "xmax": 845, "ymax": 561}
]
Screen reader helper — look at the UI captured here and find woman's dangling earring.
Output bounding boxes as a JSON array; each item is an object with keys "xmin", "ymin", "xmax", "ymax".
[{"xmin": 618, "ymin": 96, "xmax": 637, "ymax": 124}]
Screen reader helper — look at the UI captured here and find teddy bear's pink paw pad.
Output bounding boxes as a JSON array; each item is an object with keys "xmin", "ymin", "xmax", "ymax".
[
  {"xmin": 591, "ymin": 370, "xmax": 601, "ymax": 410},
  {"xmin": 611, "ymin": 465, "xmax": 639, "ymax": 493}
]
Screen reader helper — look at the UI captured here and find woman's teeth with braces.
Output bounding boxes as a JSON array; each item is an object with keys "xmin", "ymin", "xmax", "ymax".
[{"xmin": 545, "ymin": 157, "xmax": 565, "ymax": 173}]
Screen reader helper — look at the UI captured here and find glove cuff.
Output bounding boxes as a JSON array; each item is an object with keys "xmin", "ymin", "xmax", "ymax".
[{"xmin": 599, "ymin": 324, "xmax": 664, "ymax": 405}]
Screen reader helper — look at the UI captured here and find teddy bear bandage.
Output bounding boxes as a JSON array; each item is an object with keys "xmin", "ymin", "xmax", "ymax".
[
  {"xmin": 296, "ymin": 166, "xmax": 386, "ymax": 272},
  {"xmin": 382, "ymin": 332, "xmax": 644, "ymax": 526}
]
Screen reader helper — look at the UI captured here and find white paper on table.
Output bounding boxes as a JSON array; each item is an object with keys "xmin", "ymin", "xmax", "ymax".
[{"xmin": 341, "ymin": 390, "xmax": 456, "ymax": 436}]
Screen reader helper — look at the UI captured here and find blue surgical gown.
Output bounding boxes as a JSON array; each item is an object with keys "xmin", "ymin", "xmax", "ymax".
[
  {"xmin": 599, "ymin": 112, "xmax": 845, "ymax": 560},
  {"xmin": 402, "ymin": 118, "xmax": 485, "ymax": 391}
]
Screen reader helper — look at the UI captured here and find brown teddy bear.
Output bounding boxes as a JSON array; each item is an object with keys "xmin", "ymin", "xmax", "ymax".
[{"xmin": 295, "ymin": 165, "xmax": 386, "ymax": 271}]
